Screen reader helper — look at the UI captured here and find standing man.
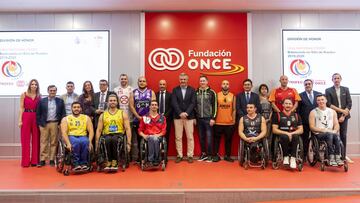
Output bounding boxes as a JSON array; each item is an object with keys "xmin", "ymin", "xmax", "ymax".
[
  {"xmin": 60, "ymin": 81, "xmax": 79, "ymax": 116},
  {"xmin": 325, "ymin": 73, "xmax": 352, "ymax": 163},
  {"xmin": 213, "ymin": 80, "xmax": 236, "ymax": 162},
  {"xmin": 172, "ymin": 72, "xmax": 196, "ymax": 163},
  {"xmin": 129, "ymin": 76, "xmax": 156, "ymax": 162},
  {"xmin": 269, "ymin": 75, "xmax": 301, "ymax": 113},
  {"xmin": 95, "ymin": 94, "xmax": 132, "ymax": 171},
  {"xmin": 60, "ymin": 102, "xmax": 94, "ymax": 171},
  {"xmin": 94, "ymin": 79, "xmax": 115, "ymax": 129},
  {"xmin": 309, "ymin": 94, "xmax": 343, "ymax": 166},
  {"xmin": 114, "ymin": 74, "xmax": 133, "ymax": 122},
  {"xmin": 36, "ymin": 85, "xmax": 66, "ymax": 167},
  {"xmin": 156, "ymin": 79, "xmax": 173, "ymax": 148},
  {"xmin": 298, "ymin": 79, "xmax": 321, "ymax": 158},
  {"xmin": 138, "ymin": 100, "xmax": 167, "ymax": 166},
  {"xmin": 195, "ymin": 75, "xmax": 217, "ymax": 162},
  {"xmin": 236, "ymin": 79, "xmax": 261, "ymax": 121}
]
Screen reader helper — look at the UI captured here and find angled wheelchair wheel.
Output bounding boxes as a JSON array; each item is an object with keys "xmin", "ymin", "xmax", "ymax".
[
  {"xmin": 243, "ymin": 146, "xmax": 249, "ymax": 170},
  {"xmin": 320, "ymin": 161, "xmax": 325, "ymax": 171},
  {"xmin": 238, "ymin": 140, "xmax": 245, "ymax": 167},
  {"xmin": 55, "ymin": 139, "xmax": 65, "ymax": 173},
  {"xmin": 272, "ymin": 138, "xmax": 282, "ymax": 170},
  {"xmin": 262, "ymin": 138, "xmax": 270, "ymax": 167},
  {"xmin": 307, "ymin": 136, "xmax": 319, "ymax": 167},
  {"xmin": 344, "ymin": 162, "xmax": 349, "ymax": 172},
  {"xmin": 296, "ymin": 136, "xmax": 304, "ymax": 165}
]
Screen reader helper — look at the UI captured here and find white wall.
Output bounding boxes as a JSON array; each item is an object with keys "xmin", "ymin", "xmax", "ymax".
[{"xmin": 250, "ymin": 12, "xmax": 360, "ymax": 155}]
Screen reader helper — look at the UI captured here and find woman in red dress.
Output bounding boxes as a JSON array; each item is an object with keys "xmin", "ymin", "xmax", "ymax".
[{"xmin": 18, "ymin": 79, "xmax": 41, "ymax": 167}]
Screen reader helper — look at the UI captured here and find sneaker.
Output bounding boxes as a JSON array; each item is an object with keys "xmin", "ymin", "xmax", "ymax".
[
  {"xmin": 329, "ymin": 154, "xmax": 338, "ymax": 166},
  {"xmin": 346, "ymin": 156, "xmax": 354, "ymax": 164},
  {"xmin": 290, "ymin": 157, "xmax": 297, "ymax": 169},
  {"xmin": 31, "ymin": 164, "xmax": 37, "ymax": 167},
  {"xmin": 38, "ymin": 160, "xmax": 45, "ymax": 167},
  {"xmin": 224, "ymin": 156, "xmax": 234, "ymax": 163},
  {"xmin": 81, "ymin": 165, "xmax": 89, "ymax": 171},
  {"xmin": 175, "ymin": 156, "xmax": 183, "ymax": 163},
  {"xmin": 187, "ymin": 157, "xmax": 194, "ymax": 163},
  {"xmin": 111, "ymin": 160, "xmax": 118, "ymax": 170},
  {"xmin": 335, "ymin": 155, "xmax": 344, "ymax": 166},
  {"xmin": 205, "ymin": 156, "xmax": 213, "ymax": 163},
  {"xmin": 283, "ymin": 156, "xmax": 290, "ymax": 165},
  {"xmin": 104, "ymin": 161, "xmax": 111, "ymax": 170},
  {"xmin": 212, "ymin": 155, "xmax": 220, "ymax": 162},
  {"xmin": 49, "ymin": 160, "xmax": 55, "ymax": 167},
  {"xmin": 198, "ymin": 153, "xmax": 208, "ymax": 161},
  {"xmin": 73, "ymin": 165, "xmax": 82, "ymax": 171}
]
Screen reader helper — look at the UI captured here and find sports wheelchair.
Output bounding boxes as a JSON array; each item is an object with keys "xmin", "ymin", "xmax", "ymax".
[
  {"xmin": 55, "ymin": 139, "xmax": 93, "ymax": 176},
  {"xmin": 238, "ymin": 138, "xmax": 269, "ymax": 170},
  {"xmin": 307, "ymin": 133, "xmax": 348, "ymax": 172},
  {"xmin": 272, "ymin": 135, "xmax": 304, "ymax": 171},
  {"xmin": 139, "ymin": 136, "xmax": 167, "ymax": 171},
  {"xmin": 96, "ymin": 134, "xmax": 129, "ymax": 172}
]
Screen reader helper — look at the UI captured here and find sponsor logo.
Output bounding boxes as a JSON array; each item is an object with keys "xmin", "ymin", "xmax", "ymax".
[
  {"xmin": 148, "ymin": 48, "xmax": 245, "ymax": 75},
  {"xmin": 1, "ymin": 60, "xmax": 23, "ymax": 78},
  {"xmin": 289, "ymin": 59, "xmax": 311, "ymax": 77}
]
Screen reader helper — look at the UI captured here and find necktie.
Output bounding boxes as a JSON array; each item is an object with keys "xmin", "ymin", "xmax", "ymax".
[
  {"xmin": 246, "ymin": 92, "xmax": 250, "ymax": 103},
  {"xmin": 160, "ymin": 91, "xmax": 165, "ymax": 114},
  {"xmin": 309, "ymin": 93, "xmax": 313, "ymax": 104},
  {"xmin": 100, "ymin": 93, "xmax": 105, "ymax": 109}
]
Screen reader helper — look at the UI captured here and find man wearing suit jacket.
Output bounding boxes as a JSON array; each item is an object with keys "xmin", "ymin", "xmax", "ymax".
[
  {"xmin": 36, "ymin": 85, "xmax": 66, "ymax": 167},
  {"xmin": 156, "ymin": 79, "xmax": 173, "ymax": 148},
  {"xmin": 236, "ymin": 79, "xmax": 261, "ymax": 122},
  {"xmin": 325, "ymin": 73, "xmax": 352, "ymax": 162},
  {"xmin": 94, "ymin": 79, "xmax": 115, "ymax": 129},
  {"xmin": 298, "ymin": 79, "xmax": 321, "ymax": 157},
  {"xmin": 171, "ymin": 72, "xmax": 196, "ymax": 163}
]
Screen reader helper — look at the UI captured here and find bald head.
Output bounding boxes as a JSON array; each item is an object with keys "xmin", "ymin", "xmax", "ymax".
[
  {"xmin": 138, "ymin": 76, "xmax": 147, "ymax": 89},
  {"xmin": 159, "ymin": 79, "xmax": 167, "ymax": 91},
  {"xmin": 279, "ymin": 75, "xmax": 288, "ymax": 88}
]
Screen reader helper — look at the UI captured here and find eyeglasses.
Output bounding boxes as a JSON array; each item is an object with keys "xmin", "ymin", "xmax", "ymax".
[{"xmin": 304, "ymin": 83, "xmax": 312, "ymax": 86}]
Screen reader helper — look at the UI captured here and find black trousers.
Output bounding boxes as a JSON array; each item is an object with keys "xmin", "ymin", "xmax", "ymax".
[
  {"xmin": 339, "ymin": 118, "xmax": 348, "ymax": 156},
  {"xmin": 103, "ymin": 134, "xmax": 121, "ymax": 161},
  {"xmin": 278, "ymin": 134, "xmax": 300, "ymax": 157},
  {"xmin": 213, "ymin": 125, "xmax": 234, "ymax": 157}
]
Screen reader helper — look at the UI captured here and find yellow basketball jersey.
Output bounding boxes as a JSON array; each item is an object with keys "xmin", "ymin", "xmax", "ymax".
[
  {"xmin": 67, "ymin": 114, "xmax": 88, "ymax": 136},
  {"xmin": 102, "ymin": 109, "xmax": 125, "ymax": 135}
]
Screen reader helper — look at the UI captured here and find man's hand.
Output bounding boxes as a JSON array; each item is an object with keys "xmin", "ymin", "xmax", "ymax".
[
  {"xmin": 286, "ymin": 132, "xmax": 292, "ymax": 141},
  {"xmin": 209, "ymin": 119, "xmax": 215, "ymax": 126},
  {"xmin": 95, "ymin": 109, "xmax": 104, "ymax": 114},
  {"xmin": 66, "ymin": 143, "xmax": 72, "ymax": 152},
  {"xmin": 180, "ymin": 112, "xmax": 187, "ymax": 119},
  {"xmin": 339, "ymin": 115, "xmax": 345, "ymax": 123},
  {"xmin": 89, "ymin": 143, "xmax": 93, "ymax": 152}
]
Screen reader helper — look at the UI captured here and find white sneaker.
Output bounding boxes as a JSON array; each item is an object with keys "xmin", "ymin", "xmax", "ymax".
[
  {"xmin": 283, "ymin": 156, "xmax": 289, "ymax": 165},
  {"xmin": 290, "ymin": 157, "xmax": 297, "ymax": 169}
]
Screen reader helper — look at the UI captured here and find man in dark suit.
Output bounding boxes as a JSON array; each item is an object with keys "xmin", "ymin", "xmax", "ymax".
[
  {"xmin": 325, "ymin": 73, "xmax": 352, "ymax": 162},
  {"xmin": 94, "ymin": 79, "xmax": 115, "ymax": 129},
  {"xmin": 171, "ymin": 72, "xmax": 196, "ymax": 163},
  {"xmin": 156, "ymin": 79, "xmax": 173, "ymax": 148},
  {"xmin": 298, "ymin": 79, "xmax": 321, "ymax": 158},
  {"xmin": 236, "ymin": 79, "xmax": 261, "ymax": 122},
  {"xmin": 36, "ymin": 85, "xmax": 66, "ymax": 167}
]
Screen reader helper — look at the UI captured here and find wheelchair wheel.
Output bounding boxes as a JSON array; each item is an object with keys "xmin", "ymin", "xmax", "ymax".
[
  {"xmin": 320, "ymin": 162, "xmax": 325, "ymax": 171},
  {"xmin": 307, "ymin": 136, "xmax": 319, "ymax": 166},
  {"xmin": 296, "ymin": 137, "xmax": 304, "ymax": 168},
  {"xmin": 262, "ymin": 138, "xmax": 270, "ymax": 166},
  {"xmin": 139, "ymin": 139, "xmax": 147, "ymax": 170},
  {"xmin": 161, "ymin": 162, "xmax": 166, "ymax": 171},
  {"xmin": 243, "ymin": 146, "xmax": 249, "ymax": 170},
  {"xmin": 63, "ymin": 169, "xmax": 70, "ymax": 176},
  {"xmin": 118, "ymin": 135, "xmax": 128, "ymax": 172},
  {"xmin": 272, "ymin": 138, "xmax": 282, "ymax": 170},
  {"xmin": 238, "ymin": 140, "xmax": 245, "ymax": 167},
  {"xmin": 55, "ymin": 139, "xmax": 65, "ymax": 173},
  {"xmin": 344, "ymin": 162, "xmax": 349, "ymax": 172}
]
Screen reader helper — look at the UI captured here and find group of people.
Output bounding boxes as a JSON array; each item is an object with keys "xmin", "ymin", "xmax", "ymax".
[{"xmin": 18, "ymin": 72, "xmax": 352, "ymax": 171}]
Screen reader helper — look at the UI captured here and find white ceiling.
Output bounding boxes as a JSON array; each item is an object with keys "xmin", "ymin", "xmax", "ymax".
[{"xmin": 1, "ymin": 0, "xmax": 360, "ymax": 12}]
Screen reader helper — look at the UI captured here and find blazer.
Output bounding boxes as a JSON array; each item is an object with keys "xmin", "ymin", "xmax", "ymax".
[
  {"xmin": 298, "ymin": 90, "xmax": 321, "ymax": 125},
  {"xmin": 236, "ymin": 91, "xmax": 261, "ymax": 120},
  {"xmin": 325, "ymin": 86, "xmax": 352, "ymax": 118},
  {"xmin": 94, "ymin": 91, "xmax": 116, "ymax": 110},
  {"xmin": 36, "ymin": 97, "xmax": 66, "ymax": 127},
  {"xmin": 156, "ymin": 90, "xmax": 173, "ymax": 119},
  {"xmin": 171, "ymin": 86, "xmax": 196, "ymax": 119}
]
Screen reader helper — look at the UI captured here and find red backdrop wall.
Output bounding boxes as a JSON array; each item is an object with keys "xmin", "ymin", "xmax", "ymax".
[{"xmin": 145, "ymin": 12, "xmax": 248, "ymax": 156}]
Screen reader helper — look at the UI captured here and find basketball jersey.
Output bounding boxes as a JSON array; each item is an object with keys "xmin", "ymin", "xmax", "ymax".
[
  {"xmin": 314, "ymin": 107, "xmax": 334, "ymax": 130},
  {"xmin": 215, "ymin": 92, "xmax": 235, "ymax": 125},
  {"xmin": 67, "ymin": 114, "xmax": 88, "ymax": 136},
  {"xmin": 243, "ymin": 114, "xmax": 262, "ymax": 137},
  {"xmin": 276, "ymin": 112, "xmax": 299, "ymax": 132},
  {"xmin": 114, "ymin": 85, "xmax": 133, "ymax": 121},
  {"xmin": 102, "ymin": 109, "xmax": 125, "ymax": 135},
  {"xmin": 133, "ymin": 88, "xmax": 152, "ymax": 122}
]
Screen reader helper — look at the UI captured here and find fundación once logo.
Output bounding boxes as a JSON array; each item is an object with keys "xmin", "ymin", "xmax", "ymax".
[
  {"xmin": 148, "ymin": 47, "xmax": 245, "ymax": 75},
  {"xmin": 289, "ymin": 59, "xmax": 311, "ymax": 77},
  {"xmin": 1, "ymin": 60, "xmax": 23, "ymax": 78}
]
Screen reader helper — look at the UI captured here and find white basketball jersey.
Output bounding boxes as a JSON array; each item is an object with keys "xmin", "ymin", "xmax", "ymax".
[
  {"xmin": 314, "ymin": 107, "xmax": 334, "ymax": 130},
  {"xmin": 114, "ymin": 85, "xmax": 133, "ymax": 121}
]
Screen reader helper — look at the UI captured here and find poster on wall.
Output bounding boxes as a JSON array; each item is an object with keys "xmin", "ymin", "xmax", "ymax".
[
  {"xmin": 283, "ymin": 29, "xmax": 359, "ymax": 95},
  {"xmin": 145, "ymin": 12, "xmax": 248, "ymax": 156}
]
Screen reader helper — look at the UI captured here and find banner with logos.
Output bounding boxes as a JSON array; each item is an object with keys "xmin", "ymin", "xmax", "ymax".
[{"xmin": 145, "ymin": 12, "xmax": 248, "ymax": 156}]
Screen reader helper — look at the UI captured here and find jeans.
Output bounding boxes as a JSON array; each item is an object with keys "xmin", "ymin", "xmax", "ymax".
[
  {"xmin": 198, "ymin": 118, "xmax": 213, "ymax": 155},
  {"xmin": 147, "ymin": 136, "xmax": 163, "ymax": 162},
  {"xmin": 316, "ymin": 132, "xmax": 341, "ymax": 155},
  {"xmin": 69, "ymin": 135, "xmax": 89, "ymax": 166}
]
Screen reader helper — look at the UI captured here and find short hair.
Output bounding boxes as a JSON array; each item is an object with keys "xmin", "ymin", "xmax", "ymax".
[
  {"xmin": 258, "ymin": 84, "xmax": 269, "ymax": 93},
  {"xmin": 66, "ymin": 81, "xmax": 74, "ymax": 85},
  {"xmin": 199, "ymin": 75, "xmax": 208, "ymax": 81},
  {"xmin": 99, "ymin": 79, "xmax": 108, "ymax": 84},
  {"xmin": 332, "ymin": 73, "xmax": 342, "ymax": 79},
  {"xmin": 303, "ymin": 79, "xmax": 313, "ymax": 84},
  {"xmin": 120, "ymin": 73, "xmax": 128, "ymax": 78},
  {"xmin": 316, "ymin": 94, "xmax": 326, "ymax": 99},
  {"xmin": 246, "ymin": 103, "xmax": 256, "ymax": 107},
  {"xmin": 107, "ymin": 93, "xmax": 120, "ymax": 108},
  {"xmin": 47, "ymin": 85, "xmax": 57, "ymax": 91},
  {"xmin": 150, "ymin": 100, "xmax": 158, "ymax": 104},
  {"xmin": 179, "ymin": 72, "xmax": 188, "ymax": 78},
  {"xmin": 71, "ymin": 101, "xmax": 81, "ymax": 107},
  {"xmin": 243, "ymin": 79, "xmax": 253, "ymax": 85}
]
